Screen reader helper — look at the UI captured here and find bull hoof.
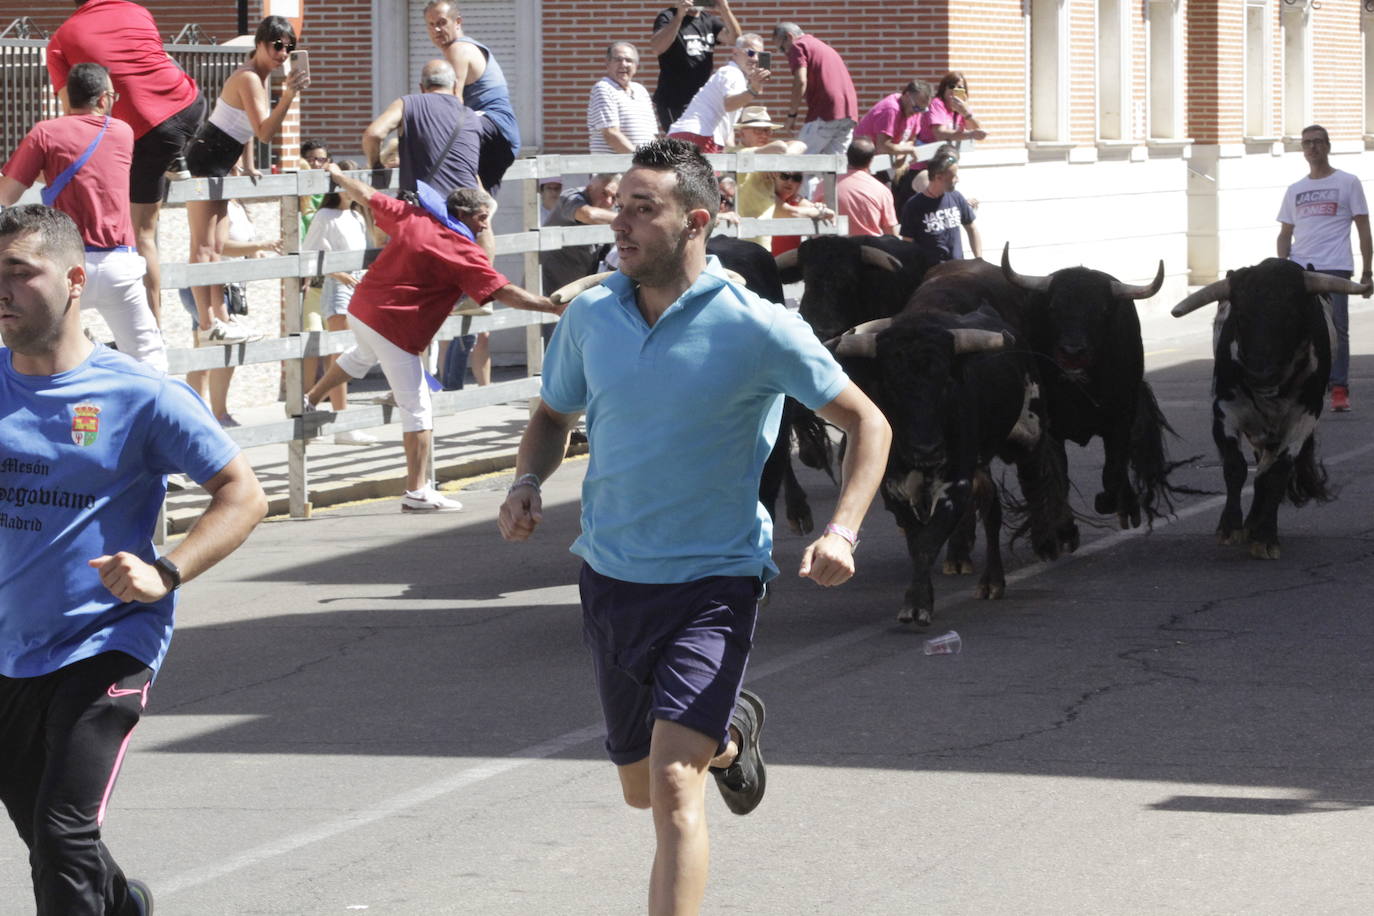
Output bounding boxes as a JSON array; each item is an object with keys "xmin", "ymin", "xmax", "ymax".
[
  {"xmin": 942, "ymin": 560, "xmax": 974, "ymax": 575},
  {"xmin": 897, "ymin": 606, "xmax": 914, "ymax": 625},
  {"xmin": 915, "ymin": 607, "xmax": 932, "ymax": 627},
  {"xmin": 1249, "ymin": 541, "xmax": 1280, "ymax": 560},
  {"xmin": 1059, "ymin": 525, "xmax": 1080, "ymax": 554},
  {"xmin": 787, "ymin": 511, "xmax": 814, "ymax": 536},
  {"xmin": 1216, "ymin": 528, "xmax": 1247, "ymax": 546},
  {"xmin": 975, "ymin": 582, "xmax": 1005, "ymax": 600}
]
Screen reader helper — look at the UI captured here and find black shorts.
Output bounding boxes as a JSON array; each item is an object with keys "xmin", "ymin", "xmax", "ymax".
[
  {"xmin": 186, "ymin": 121, "xmax": 247, "ymax": 179},
  {"xmin": 476, "ymin": 118, "xmax": 516, "ymax": 197},
  {"xmin": 129, "ymin": 92, "xmax": 205, "ymax": 204}
]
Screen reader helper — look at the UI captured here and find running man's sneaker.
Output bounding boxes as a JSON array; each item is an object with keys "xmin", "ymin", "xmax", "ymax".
[
  {"xmin": 204, "ymin": 317, "xmax": 260, "ymax": 345},
  {"xmin": 711, "ymin": 688, "xmax": 766, "ymax": 815},
  {"xmin": 453, "ymin": 297, "xmax": 494, "ymax": 317},
  {"xmin": 333, "ymin": 429, "xmax": 379, "ymax": 446},
  {"xmin": 127, "ymin": 878, "xmax": 155, "ymax": 915},
  {"xmin": 401, "ymin": 484, "xmax": 463, "ymax": 512},
  {"xmin": 1331, "ymin": 385, "xmax": 1351, "ymax": 412}
]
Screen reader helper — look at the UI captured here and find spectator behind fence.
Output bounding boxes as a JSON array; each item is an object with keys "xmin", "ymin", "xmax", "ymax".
[
  {"xmin": 837, "ymin": 138, "xmax": 899, "ymax": 237},
  {"xmin": 183, "ymin": 16, "xmax": 308, "ymax": 346},
  {"xmin": 0, "ymin": 62, "xmax": 167, "ymax": 372},
  {"xmin": 728, "ymin": 106, "xmax": 807, "ymax": 251},
  {"xmin": 900, "ymin": 153, "xmax": 980, "ymax": 263},
  {"xmin": 0, "ymin": 203, "xmax": 267, "ymax": 916},
  {"xmin": 425, "ymin": 0, "xmax": 521, "ymax": 195},
  {"xmin": 773, "ymin": 22, "xmax": 858, "ymax": 155},
  {"xmin": 45, "ymin": 0, "xmax": 207, "ymax": 326},
  {"xmin": 299, "ymin": 138, "xmax": 331, "ymax": 236},
  {"xmin": 649, "ymin": 0, "xmax": 741, "ymax": 132},
  {"xmin": 854, "ymin": 79, "xmax": 932, "ymax": 167},
  {"xmin": 919, "ymin": 71, "xmax": 988, "ymax": 147},
  {"xmin": 302, "ymin": 159, "xmax": 379, "ymax": 445},
  {"xmin": 301, "ymin": 165, "xmax": 559, "ymax": 512},
  {"xmin": 539, "ymin": 179, "xmax": 565, "ymax": 225},
  {"xmin": 542, "ymin": 173, "xmax": 621, "ymax": 294},
  {"xmin": 588, "ymin": 42, "xmax": 659, "ymax": 154},
  {"xmin": 769, "ymin": 169, "xmax": 834, "ymax": 256},
  {"xmin": 298, "ymin": 139, "xmax": 333, "ymax": 388},
  {"xmin": 178, "ymin": 189, "xmax": 281, "ymax": 428},
  {"xmin": 667, "ymin": 33, "xmax": 771, "ymax": 153}
]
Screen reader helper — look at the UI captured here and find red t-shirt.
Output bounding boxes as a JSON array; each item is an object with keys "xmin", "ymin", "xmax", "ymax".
[
  {"xmin": 46, "ymin": 0, "xmax": 198, "ymax": 139},
  {"xmin": 348, "ymin": 194, "xmax": 508, "ymax": 354},
  {"xmin": 1, "ymin": 113, "xmax": 136, "ymax": 248},
  {"xmin": 786, "ymin": 35, "xmax": 858, "ymax": 123}
]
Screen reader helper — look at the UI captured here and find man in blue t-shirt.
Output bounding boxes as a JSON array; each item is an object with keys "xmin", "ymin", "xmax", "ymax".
[
  {"xmin": 497, "ymin": 140, "xmax": 890, "ymax": 913},
  {"xmin": 0, "ymin": 205, "xmax": 267, "ymax": 915},
  {"xmin": 900, "ymin": 153, "xmax": 981, "ymax": 263}
]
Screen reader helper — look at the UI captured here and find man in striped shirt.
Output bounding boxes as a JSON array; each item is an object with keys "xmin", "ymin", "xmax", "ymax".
[{"xmin": 587, "ymin": 42, "xmax": 659, "ymax": 154}]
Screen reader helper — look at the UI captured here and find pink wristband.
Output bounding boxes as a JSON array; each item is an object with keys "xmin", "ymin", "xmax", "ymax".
[{"xmin": 825, "ymin": 522, "xmax": 859, "ymax": 548}]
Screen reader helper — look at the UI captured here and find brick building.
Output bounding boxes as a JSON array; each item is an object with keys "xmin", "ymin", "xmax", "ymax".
[{"xmin": 13, "ymin": 0, "xmax": 1374, "ymax": 301}]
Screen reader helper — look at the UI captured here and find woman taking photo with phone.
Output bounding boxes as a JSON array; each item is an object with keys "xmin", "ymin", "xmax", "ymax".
[
  {"xmin": 185, "ymin": 15, "xmax": 309, "ymax": 345},
  {"xmin": 919, "ymin": 71, "xmax": 987, "ymax": 149}
]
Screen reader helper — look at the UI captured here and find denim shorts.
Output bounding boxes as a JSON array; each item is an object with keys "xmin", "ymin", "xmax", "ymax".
[
  {"xmin": 186, "ymin": 121, "xmax": 245, "ymax": 179},
  {"xmin": 579, "ymin": 563, "xmax": 761, "ymax": 766}
]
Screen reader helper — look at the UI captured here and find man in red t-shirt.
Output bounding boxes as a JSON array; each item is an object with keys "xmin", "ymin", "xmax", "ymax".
[
  {"xmin": 772, "ymin": 22, "xmax": 858, "ymax": 155},
  {"xmin": 47, "ymin": 0, "xmax": 206, "ymax": 321},
  {"xmin": 303, "ymin": 163, "xmax": 559, "ymax": 511},
  {"xmin": 0, "ymin": 62, "xmax": 167, "ymax": 371}
]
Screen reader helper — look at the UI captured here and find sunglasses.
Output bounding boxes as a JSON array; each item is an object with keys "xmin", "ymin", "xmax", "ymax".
[
  {"xmin": 305, "ymin": 155, "xmax": 330, "ymax": 165},
  {"xmin": 779, "ymin": 172, "xmax": 803, "ymax": 182},
  {"xmin": 272, "ymin": 39, "xmax": 296, "ymax": 52},
  {"xmin": 745, "ymin": 49, "xmax": 758, "ymax": 56}
]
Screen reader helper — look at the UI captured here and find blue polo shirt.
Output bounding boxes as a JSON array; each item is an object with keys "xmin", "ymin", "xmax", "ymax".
[
  {"xmin": 541, "ymin": 257, "xmax": 847, "ymax": 583},
  {"xmin": 0, "ymin": 345, "xmax": 240, "ymax": 678}
]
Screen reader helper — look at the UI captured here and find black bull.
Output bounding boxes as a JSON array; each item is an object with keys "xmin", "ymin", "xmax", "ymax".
[
  {"xmin": 1000, "ymin": 244, "xmax": 1192, "ymax": 529},
  {"xmin": 1171, "ymin": 258, "xmax": 1363, "ymax": 559},
  {"xmin": 828, "ymin": 303, "xmax": 1071, "ymax": 626}
]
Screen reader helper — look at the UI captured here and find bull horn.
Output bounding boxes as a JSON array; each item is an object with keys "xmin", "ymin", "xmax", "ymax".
[
  {"xmin": 774, "ymin": 249, "xmax": 799, "ymax": 272},
  {"xmin": 1000, "ymin": 242, "xmax": 1051, "ymax": 292},
  {"xmin": 1304, "ymin": 271, "xmax": 1367, "ymax": 296},
  {"xmin": 723, "ymin": 268, "xmax": 748, "ymax": 287},
  {"xmin": 1171, "ymin": 278, "xmax": 1231, "ymax": 317},
  {"xmin": 550, "ymin": 271, "xmax": 615, "ymax": 306},
  {"xmin": 1110, "ymin": 261, "xmax": 1166, "ymax": 300},
  {"xmin": 847, "ymin": 317, "xmax": 894, "ymax": 336},
  {"xmin": 950, "ymin": 329, "xmax": 1011, "ymax": 354},
  {"xmin": 860, "ymin": 246, "xmax": 902, "ymax": 273},
  {"xmin": 828, "ymin": 333, "xmax": 879, "ymax": 358}
]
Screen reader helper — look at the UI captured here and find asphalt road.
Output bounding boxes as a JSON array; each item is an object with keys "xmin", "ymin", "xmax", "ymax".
[{"xmin": 6, "ymin": 324, "xmax": 1374, "ymax": 915}]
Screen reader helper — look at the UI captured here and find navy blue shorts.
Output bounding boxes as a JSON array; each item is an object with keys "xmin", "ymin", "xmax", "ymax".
[{"xmin": 579, "ymin": 563, "xmax": 762, "ymax": 766}]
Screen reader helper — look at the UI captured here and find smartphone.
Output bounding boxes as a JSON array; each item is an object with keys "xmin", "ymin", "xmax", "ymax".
[
  {"xmin": 757, "ymin": 51, "xmax": 771, "ymax": 70},
  {"xmin": 696, "ymin": 0, "xmax": 718, "ymax": 8},
  {"xmin": 289, "ymin": 49, "xmax": 310, "ymax": 81}
]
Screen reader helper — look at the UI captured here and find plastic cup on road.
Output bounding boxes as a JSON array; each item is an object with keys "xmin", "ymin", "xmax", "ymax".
[{"xmin": 923, "ymin": 630, "xmax": 962, "ymax": 655}]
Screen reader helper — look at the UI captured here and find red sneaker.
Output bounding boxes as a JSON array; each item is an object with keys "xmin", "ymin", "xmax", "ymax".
[{"xmin": 1331, "ymin": 386, "xmax": 1351, "ymax": 412}]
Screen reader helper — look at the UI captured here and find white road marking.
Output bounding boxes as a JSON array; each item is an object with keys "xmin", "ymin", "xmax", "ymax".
[{"xmin": 159, "ymin": 438, "xmax": 1374, "ymax": 897}]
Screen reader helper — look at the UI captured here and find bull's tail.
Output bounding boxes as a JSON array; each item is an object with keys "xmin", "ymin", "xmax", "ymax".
[
  {"xmin": 1288, "ymin": 434, "xmax": 1335, "ymax": 506},
  {"xmin": 787, "ymin": 399, "xmax": 837, "ymax": 482},
  {"xmin": 1130, "ymin": 381, "xmax": 1207, "ymax": 526},
  {"xmin": 1005, "ymin": 433, "xmax": 1081, "ymax": 560}
]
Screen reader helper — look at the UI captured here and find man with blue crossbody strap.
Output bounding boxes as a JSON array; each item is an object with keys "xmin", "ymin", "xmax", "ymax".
[
  {"xmin": 499, "ymin": 139, "xmax": 890, "ymax": 915},
  {"xmin": 0, "ymin": 63, "xmax": 166, "ymax": 372}
]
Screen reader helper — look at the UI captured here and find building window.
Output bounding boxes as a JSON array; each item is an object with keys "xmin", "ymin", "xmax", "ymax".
[
  {"xmin": 1098, "ymin": 0, "xmax": 1130, "ymax": 140},
  {"xmin": 1246, "ymin": 0, "xmax": 1270, "ymax": 138},
  {"xmin": 1031, "ymin": 0, "xmax": 1068, "ymax": 141},
  {"xmin": 1281, "ymin": 2, "xmax": 1310, "ymax": 137},
  {"xmin": 1148, "ymin": 0, "xmax": 1180, "ymax": 139}
]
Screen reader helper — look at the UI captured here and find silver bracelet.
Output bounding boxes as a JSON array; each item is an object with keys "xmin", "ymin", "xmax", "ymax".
[{"xmin": 508, "ymin": 472, "xmax": 542, "ymax": 495}]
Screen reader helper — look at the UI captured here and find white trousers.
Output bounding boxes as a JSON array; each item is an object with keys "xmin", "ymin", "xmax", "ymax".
[
  {"xmin": 799, "ymin": 118, "xmax": 857, "ymax": 155},
  {"xmin": 83, "ymin": 249, "xmax": 167, "ymax": 372},
  {"xmin": 336, "ymin": 314, "xmax": 433, "ymax": 432}
]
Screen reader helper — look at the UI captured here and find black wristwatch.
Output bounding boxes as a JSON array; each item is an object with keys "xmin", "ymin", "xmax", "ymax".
[{"xmin": 154, "ymin": 555, "xmax": 182, "ymax": 592}]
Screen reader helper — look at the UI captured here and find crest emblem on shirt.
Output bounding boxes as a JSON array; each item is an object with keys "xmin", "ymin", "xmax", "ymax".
[{"xmin": 71, "ymin": 403, "xmax": 101, "ymax": 447}]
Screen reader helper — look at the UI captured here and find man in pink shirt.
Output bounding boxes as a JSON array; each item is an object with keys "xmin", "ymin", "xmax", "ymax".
[
  {"xmin": 836, "ymin": 138, "xmax": 899, "ymax": 237},
  {"xmin": 772, "ymin": 22, "xmax": 858, "ymax": 155},
  {"xmin": 0, "ymin": 62, "xmax": 167, "ymax": 371},
  {"xmin": 47, "ymin": 0, "xmax": 206, "ymax": 324},
  {"xmin": 854, "ymin": 80, "xmax": 933, "ymax": 166}
]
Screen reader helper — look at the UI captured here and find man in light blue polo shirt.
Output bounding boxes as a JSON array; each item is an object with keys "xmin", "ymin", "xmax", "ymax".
[{"xmin": 498, "ymin": 139, "xmax": 890, "ymax": 914}]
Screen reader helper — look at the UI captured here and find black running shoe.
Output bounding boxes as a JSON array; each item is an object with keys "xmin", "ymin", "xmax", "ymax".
[
  {"xmin": 127, "ymin": 878, "xmax": 155, "ymax": 915},
  {"xmin": 711, "ymin": 688, "xmax": 766, "ymax": 815}
]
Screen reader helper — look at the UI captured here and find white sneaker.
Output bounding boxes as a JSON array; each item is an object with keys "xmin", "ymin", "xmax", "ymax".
[
  {"xmin": 453, "ymin": 298, "xmax": 494, "ymax": 317},
  {"xmin": 204, "ymin": 317, "xmax": 260, "ymax": 345},
  {"xmin": 333, "ymin": 429, "xmax": 379, "ymax": 446},
  {"xmin": 401, "ymin": 484, "xmax": 463, "ymax": 512}
]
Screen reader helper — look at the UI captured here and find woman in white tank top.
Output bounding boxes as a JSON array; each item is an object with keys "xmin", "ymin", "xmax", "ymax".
[{"xmin": 185, "ymin": 15, "xmax": 309, "ymax": 346}]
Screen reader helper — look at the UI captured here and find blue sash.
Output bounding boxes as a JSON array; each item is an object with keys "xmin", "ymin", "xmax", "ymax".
[{"xmin": 41, "ymin": 116, "xmax": 110, "ymax": 207}]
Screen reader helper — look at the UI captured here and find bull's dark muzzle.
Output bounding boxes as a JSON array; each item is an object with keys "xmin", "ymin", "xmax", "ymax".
[{"xmin": 1055, "ymin": 344, "xmax": 1093, "ymax": 372}]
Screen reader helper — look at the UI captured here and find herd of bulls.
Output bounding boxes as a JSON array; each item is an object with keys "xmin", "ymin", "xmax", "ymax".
[{"xmin": 704, "ymin": 235, "xmax": 1366, "ymax": 627}]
